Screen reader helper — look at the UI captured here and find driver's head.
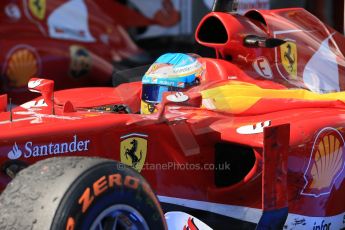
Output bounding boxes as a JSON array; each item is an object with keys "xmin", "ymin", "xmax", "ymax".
[{"xmin": 141, "ymin": 53, "xmax": 203, "ymax": 114}]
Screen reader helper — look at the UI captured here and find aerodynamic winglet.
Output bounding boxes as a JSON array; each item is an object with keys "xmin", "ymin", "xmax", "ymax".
[{"xmin": 257, "ymin": 124, "xmax": 290, "ymax": 229}]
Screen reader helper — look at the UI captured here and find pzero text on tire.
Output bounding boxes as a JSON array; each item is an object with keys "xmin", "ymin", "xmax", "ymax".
[{"xmin": 0, "ymin": 157, "xmax": 166, "ymax": 230}]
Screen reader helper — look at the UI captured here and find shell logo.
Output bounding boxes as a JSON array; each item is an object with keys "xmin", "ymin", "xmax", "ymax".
[
  {"xmin": 4, "ymin": 46, "xmax": 39, "ymax": 87},
  {"xmin": 301, "ymin": 127, "xmax": 345, "ymax": 197}
]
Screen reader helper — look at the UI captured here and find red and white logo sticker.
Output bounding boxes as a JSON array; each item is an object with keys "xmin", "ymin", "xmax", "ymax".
[
  {"xmin": 166, "ymin": 92, "xmax": 189, "ymax": 103},
  {"xmin": 164, "ymin": 211, "xmax": 212, "ymax": 230},
  {"xmin": 253, "ymin": 57, "xmax": 273, "ymax": 79},
  {"xmin": 237, "ymin": 120, "xmax": 272, "ymax": 135}
]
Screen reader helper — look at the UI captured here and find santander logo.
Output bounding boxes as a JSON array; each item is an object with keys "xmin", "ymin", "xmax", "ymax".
[
  {"xmin": 7, "ymin": 135, "xmax": 90, "ymax": 160},
  {"xmin": 7, "ymin": 142, "xmax": 22, "ymax": 160}
]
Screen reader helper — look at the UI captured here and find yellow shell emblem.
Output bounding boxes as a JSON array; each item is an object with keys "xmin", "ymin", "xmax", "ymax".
[
  {"xmin": 29, "ymin": 0, "xmax": 46, "ymax": 20},
  {"xmin": 302, "ymin": 128, "xmax": 345, "ymax": 197},
  {"xmin": 6, "ymin": 48, "xmax": 39, "ymax": 87},
  {"xmin": 120, "ymin": 134, "xmax": 148, "ymax": 172},
  {"xmin": 280, "ymin": 41, "xmax": 297, "ymax": 79}
]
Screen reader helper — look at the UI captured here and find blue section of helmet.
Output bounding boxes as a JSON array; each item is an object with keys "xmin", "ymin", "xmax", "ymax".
[
  {"xmin": 142, "ymin": 74, "xmax": 197, "ymax": 88},
  {"xmin": 155, "ymin": 53, "xmax": 196, "ymax": 67},
  {"xmin": 142, "ymin": 53, "xmax": 202, "ymax": 89}
]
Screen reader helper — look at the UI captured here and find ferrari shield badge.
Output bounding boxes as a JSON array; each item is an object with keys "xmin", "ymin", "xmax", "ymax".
[
  {"xmin": 280, "ymin": 41, "xmax": 297, "ymax": 79},
  {"xmin": 28, "ymin": 0, "xmax": 46, "ymax": 20},
  {"xmin": 120, "ymin": 134, "xmax": 147, "ymax": 172}
]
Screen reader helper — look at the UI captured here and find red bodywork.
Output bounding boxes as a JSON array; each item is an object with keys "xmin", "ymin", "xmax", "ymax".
[
  {"xmin": 1, "ymin": 8, "xmax": 345, "ymax": 229},
  {"xmin": 0, "ymin": 0, "xmax": 159, "ymax": 104}
]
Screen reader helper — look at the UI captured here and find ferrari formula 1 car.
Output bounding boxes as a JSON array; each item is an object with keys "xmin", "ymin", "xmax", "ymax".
[{"xmin": 0, "ymin": 0, "xmax": 345, "ymax": 229}]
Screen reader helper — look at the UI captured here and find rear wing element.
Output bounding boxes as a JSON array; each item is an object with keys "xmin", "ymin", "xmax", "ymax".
[{"xmin": 257, "ymin": 124, "xmax": 290, "ymax": 229}]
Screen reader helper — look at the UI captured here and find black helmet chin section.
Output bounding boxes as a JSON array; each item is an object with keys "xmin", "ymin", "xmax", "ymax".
[{"xmin": 212, "ymin": 0, "xmax": 239, "ymax": 12}]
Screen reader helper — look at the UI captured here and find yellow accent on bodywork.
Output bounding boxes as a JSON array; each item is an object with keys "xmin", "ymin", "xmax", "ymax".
[{"xmin": 201, "ymin": 81, "xmax": 345, "ymax": 114}]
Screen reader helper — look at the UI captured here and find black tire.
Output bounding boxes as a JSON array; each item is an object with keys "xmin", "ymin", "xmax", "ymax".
[{"xmin": 0, "ymin": 157, "xmax": 166, "ymax": 230}]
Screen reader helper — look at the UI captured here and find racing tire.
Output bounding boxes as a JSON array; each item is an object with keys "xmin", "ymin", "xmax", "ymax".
[{"xmin": 0, "ymin": 157, "xmax": 166, "ymax": 230}]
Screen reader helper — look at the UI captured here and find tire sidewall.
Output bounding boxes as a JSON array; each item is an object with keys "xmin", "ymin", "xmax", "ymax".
[{"xmin": 51, "ymin": 161, "xmax": 165, "ymax": 230}]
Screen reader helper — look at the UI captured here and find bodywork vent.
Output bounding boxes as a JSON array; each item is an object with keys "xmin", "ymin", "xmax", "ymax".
[
  {"xmin": 244, "ymin": 10, "xmax": 267, "ymax": 26},
  {"xmin": 215, "ymin": 143, "xmax": 256, "ymax": 187},
  {"xmin": 196, "ymin": 16, "xmax": 228, "ymax": 44}
]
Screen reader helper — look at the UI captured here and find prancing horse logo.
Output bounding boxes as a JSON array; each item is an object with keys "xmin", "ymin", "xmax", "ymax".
[
  {"xmin": 29, "ymin": 0, "xmax": 46, "ymax": 20},
  {"xmin": 125, "ymin": 139, "xmax": 142, "ymax": 168},
  {"xmin": 284, "ymin": 44, "xmax": 295, "ymax": 72},
  {"xmin": 120, "ymin": 134, "xmax": 147, "ymax": 172},
  {"xmin": 280, "ymin": 41, "xmax": 297, "ymax": 79}
]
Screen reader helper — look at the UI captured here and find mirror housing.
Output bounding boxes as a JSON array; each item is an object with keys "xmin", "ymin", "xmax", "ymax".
[
  {"xmin": 28, "ymin": 78, "xmax": 54, "ymax": 105},
  {"xmin": 243, "ymin": 35, "xmax": 286, "ymax": 48}
]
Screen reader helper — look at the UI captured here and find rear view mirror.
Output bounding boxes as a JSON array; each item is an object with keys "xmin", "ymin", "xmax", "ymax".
[{"xmin": 28, "ymin": 78, "xmax": 54, "ymax": 105}]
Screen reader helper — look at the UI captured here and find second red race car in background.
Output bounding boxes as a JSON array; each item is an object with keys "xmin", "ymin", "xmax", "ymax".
[{"xmin": 0, "ymin": 0, "xmax": 181, "ymax": 105}]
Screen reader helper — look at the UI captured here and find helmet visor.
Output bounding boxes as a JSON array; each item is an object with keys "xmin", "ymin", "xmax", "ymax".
[{"xmin": 141, "ymin": 84, "xmax": 180, "ymax": 103}]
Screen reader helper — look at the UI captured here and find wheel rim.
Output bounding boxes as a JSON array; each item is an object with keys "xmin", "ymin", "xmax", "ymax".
[{"xmin": 90, "ymin": 204, "xmax": 149, "ymax": 230}]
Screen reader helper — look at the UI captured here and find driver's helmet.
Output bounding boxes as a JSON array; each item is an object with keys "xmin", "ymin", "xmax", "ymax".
[{"xmin": 141, "ymin": 53, "xmax": 204, "ymax": 114}]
